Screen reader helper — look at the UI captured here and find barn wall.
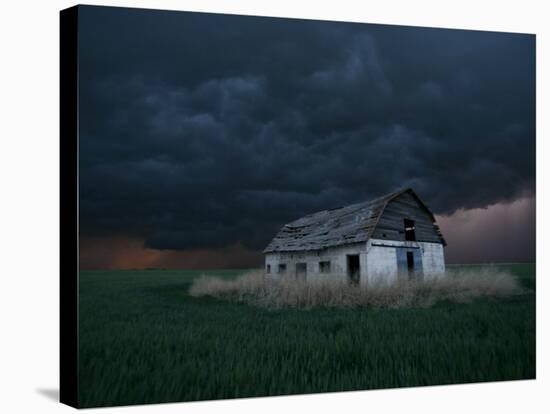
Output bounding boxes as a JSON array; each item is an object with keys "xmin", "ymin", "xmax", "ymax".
[
  {"xmin": 371, "ymin": 191, "xmax": 443, "ymax": 244},
  {"xmin": 365, "ymin": 238, "xmax": 446, "ymax": 284},
  {"xmin": 264, "ymin": 244, "xmax": 367, "ymax": 284},
  {"xmin": 421, "ymin": 242, "xmax": 446, "ymax": 279},
  {"xmin": 364, "ymin": 240, "xmax": 399, "ymax": 285},
  {"xmin": 265, "ymin": 239, "xmax": 445, "ymax": 286}
]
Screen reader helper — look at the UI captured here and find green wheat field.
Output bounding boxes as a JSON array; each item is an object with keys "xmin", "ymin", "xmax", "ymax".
[{"xmin": 78, "ymin": 264, "xmax": 535, "ymax": 408}]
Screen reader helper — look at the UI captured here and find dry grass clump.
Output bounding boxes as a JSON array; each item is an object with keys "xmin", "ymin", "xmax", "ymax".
[{"xmin": 188, "ymin": 267, "xmax": 523, "ymax": 310}]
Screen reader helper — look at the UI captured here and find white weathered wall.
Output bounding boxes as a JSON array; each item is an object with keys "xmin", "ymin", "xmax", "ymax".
[
  {"xmin": 364, "ymin": 240, "xmax": 399, "ymax": 285},
  {"xmin": 265, "ymin": 239, "xmax": 445, "ymax": 286},
  {"xmin": 365, "ymin": 238, "xmax": 446, "ymax": 284},
  {"xmin": 265, "ymin": 244, "xmax": 366, "ymax": 284},
  {"xmin": 420, "ymin": 242, "xmax": 446, "ymax": 279}
]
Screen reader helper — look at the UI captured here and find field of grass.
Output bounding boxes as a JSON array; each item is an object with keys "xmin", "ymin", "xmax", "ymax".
[{"xmin": 78, "ymin": 264, "xmax": 535, "ymax": 408}]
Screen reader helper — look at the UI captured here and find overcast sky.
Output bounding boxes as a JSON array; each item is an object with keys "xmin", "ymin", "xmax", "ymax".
[{"xmin": 77, "ymin": 6, "xmax": 535, "ymax": 269}]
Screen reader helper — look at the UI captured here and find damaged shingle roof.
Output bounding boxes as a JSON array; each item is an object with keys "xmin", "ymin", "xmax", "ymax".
[{"xmin": 263, "ymin": 188, "xmax": 441, "ymax": 253}]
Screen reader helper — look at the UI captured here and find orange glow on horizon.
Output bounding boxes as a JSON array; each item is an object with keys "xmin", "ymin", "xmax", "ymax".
[{"xmin": 79, "ymin": 237, "xmax": 263, "ymax": 270}]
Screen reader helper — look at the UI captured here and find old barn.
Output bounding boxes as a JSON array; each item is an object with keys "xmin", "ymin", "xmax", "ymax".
[{"xmin": 264, "ymin": 188, "xmax": 446, "ymax": 285}]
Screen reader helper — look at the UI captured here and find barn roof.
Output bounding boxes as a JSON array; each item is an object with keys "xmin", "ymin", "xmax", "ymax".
[{"xmin": 263, "ymin": 188, "xmax": 443, "ymax": 253}]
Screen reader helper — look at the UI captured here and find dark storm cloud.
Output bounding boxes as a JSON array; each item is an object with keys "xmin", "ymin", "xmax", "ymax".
[{"xmin": 78, "ymin": 6, "xmax": 535, "ymax": 252}]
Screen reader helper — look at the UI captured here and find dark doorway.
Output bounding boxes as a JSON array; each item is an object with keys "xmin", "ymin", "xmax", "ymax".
[
  {"xmin": 347, "ymin": 255, "xmax": 360, "ymax": 285},
  {"xmin": 406, "ymin": 251, "xmax": 415, "ymax": 279},
  {"xmin": 295, "ymin": 263, "xmax": 307, "ymax": 279}
]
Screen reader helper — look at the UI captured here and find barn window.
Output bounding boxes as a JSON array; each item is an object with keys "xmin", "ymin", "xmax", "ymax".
[
  {"xmin": 404, "ymin": 219, "xmax": 416, "ymax": 241},
  {"xmin": 266, "ymin": 264, "xmax": 271, "ymax": 274},
  {"xmin": 278, "ymin": 264, "xmax": 287, "ymax": 273},
  {"xmin": 319, "ymin": 261, "xmax": 331, "ymax": 273}
]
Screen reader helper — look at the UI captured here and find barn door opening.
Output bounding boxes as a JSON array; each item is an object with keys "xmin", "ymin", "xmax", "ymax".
[
  {"xmin": 406, "ymin": 251, "xmax": 415, "ymax": 280},
  {"xmin": 295, "ymin": 263, "xmax": 307, "ymax": 280},
  {"xmin": 397, "ymin": 249, "xmax": 424, "ymax": 281},
  {"xmin": 347, "ymin": 255, "xmax": 360, "ymax": 285}
]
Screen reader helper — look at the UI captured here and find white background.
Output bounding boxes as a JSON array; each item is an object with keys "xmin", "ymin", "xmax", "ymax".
[{"xmin": 0, "ymin": 0, "xmax": 547, "ymax": 412}]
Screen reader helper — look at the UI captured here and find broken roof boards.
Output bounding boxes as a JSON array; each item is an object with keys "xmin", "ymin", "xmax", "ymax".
[{"xmin": 264, "ymin": 188, "xmax": 446, "ymax": 253}]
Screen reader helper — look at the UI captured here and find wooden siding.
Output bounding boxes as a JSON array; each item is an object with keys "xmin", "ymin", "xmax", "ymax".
[{"xmin": 371, "ymin": 192, "xmax": 444, "ymax": 244}]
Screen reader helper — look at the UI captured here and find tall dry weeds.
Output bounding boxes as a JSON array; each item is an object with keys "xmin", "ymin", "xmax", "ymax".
[{"xmin": 188, "ymin": 267, "xmax": 523, "ymax": 310}]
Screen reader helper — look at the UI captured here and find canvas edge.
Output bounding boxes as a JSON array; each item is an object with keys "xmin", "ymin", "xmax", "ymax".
[{"xmin": 60, "ymin": 4, "xmax": 79, "ymax": 409}]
